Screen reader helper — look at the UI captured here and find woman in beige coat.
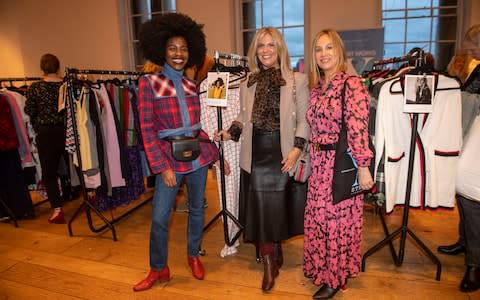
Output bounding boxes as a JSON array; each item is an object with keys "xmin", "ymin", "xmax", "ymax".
[{"xmin": 215, "ymin": 27, "xmax": 309, "ymax": 292}]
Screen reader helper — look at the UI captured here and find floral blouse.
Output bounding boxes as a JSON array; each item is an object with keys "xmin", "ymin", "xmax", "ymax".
[{"xmin": 25, "ymin": 81, "xmax": 64, "ymax": 131}]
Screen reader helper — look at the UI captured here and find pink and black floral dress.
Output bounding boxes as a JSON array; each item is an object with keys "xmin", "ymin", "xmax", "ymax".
[{"xmin": 304, "ymin": 72, "xmax": 373, "ymax": 289}]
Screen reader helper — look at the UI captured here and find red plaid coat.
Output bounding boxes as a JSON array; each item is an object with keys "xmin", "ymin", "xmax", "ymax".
[{"xmin": 138, "ymin": 73, "xmax": 218, "ymax": 174}]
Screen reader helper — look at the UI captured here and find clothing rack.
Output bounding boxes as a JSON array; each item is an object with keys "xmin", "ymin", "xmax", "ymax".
[
  {"xmin": 64, "ymin": 67, "xmax": 148, "ymax": 241},
  {"xmin": 361, "ymin": 52, "xmax": 442, "ymax": 280},
  {"xmin": 0, "ymin": 77, "xmax": 42, "ymax": 226},
  {"xmin": 0, "ymin": 77, "xmax": 42, "ymax": 86},
  {"xmin": 214, "ymin": 51, "xmax": 248, "ymax": 64},
  {"xmin": 372, "ymin": 55, "xmax": 410, "ymax": 69},
  {"xmin": 203, "ymin": 51, "xmax": 245, "ymax": 252}
]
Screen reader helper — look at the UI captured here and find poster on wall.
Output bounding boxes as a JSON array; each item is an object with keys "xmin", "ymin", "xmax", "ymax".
[{"xmin": 338, "ymin": 28, "xmax": 384, "ymax": 76}]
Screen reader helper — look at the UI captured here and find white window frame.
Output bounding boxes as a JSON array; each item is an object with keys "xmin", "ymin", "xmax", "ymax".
[
  {"xmin": 239, "ymin": 0, "xmax": 305, "ymax": 71},
  {"xmin": 120, "ymin": 0, "xmax": 176, "ymax": 71},
  {"xmin": 382, "ymin": 0, "xmax": 462, "ymax": 70}
]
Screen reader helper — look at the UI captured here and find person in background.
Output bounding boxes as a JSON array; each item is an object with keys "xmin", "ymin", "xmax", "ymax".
[
  {"xmin": 133, "ymin": 13, "xmax": 218, "ymax": 292},
  {"xmin": 304, "ymin": 29, "xmax": 374, "ymax": 299},
  {"xmin": 438, "ymin": 24, "xmax": 480, "ymax": 293},
  {"xmin": 438, "ymin": 24, "xmax": 480, "ymax": 257},
  {"xmin": 415, "ymin": 76, "xmax": 432, "ymax": 104},
  {"xmin": 211, "ymin": 77, "xmax": 225, "ymax": 99},
  {"xmin": 25, "ymin": 53, "xmax": 67, "ymax": 224},
  {"xmin": 215, "ymin": 27, "xmax": 309, "ymax": 292}
]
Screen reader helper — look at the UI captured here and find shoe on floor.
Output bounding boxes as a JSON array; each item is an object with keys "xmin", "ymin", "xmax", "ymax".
[
  {"xmin": 48, "ymin": 208, "xmax": 65, "ymax": 224},
  {"xmin": 133, "ymin": 267, "xmax": 170, "ymax": 292},
  {"xmin": 437, "ymin": 242, "xmax": 465, "ymax": 255},
  {"xmin": 220, "ymin": 244, "xmax": 238, "ymax": 258},
  {"xmin": 460, "ymin": 266, "xmax": 480, "ymax": 292},
  {"xmin": 313, "ymin": 284, "xmax": 339, "ymax": 299},
  {"xmin": 188, "ymin": 256, "xmax": 205, "ymax": 280}
]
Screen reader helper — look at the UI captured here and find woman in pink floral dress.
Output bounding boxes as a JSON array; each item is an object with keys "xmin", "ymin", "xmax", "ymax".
[{"xmin": 304, "ymin": 29, "xmax": 374, "ymax": 299}]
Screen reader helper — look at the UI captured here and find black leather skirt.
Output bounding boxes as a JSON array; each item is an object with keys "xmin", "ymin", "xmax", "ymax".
[{"xmin": 239, "ymin": 129, "xmax": 306, "ymax": 243}]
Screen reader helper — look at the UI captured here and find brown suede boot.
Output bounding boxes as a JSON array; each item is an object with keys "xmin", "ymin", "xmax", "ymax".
[{"xmin": 273, "ymin": 242, "xmax": 283, "ymax": 268}]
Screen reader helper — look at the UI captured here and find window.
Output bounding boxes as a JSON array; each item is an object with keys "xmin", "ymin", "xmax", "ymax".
[
  {"xmin": 242, "ymin": 0, "xmax": 305, "ymax": 72},
  {"xmin": 128, "ymin": 0, "xmax": 176, "ymax": 70},
  {"xmin": 382, "ymin": 0, "xmax": 459, "ymax": 71}
]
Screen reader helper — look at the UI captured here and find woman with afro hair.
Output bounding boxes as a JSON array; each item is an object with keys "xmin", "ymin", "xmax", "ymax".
[{"xmin": 133, "ymin": 13, "xmax": 219, "ymax": 292}]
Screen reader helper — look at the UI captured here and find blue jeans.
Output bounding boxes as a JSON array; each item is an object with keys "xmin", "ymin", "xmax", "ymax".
[{"xmin": 149, "ymin": 166, "xmax": 208, "ymax": 270}]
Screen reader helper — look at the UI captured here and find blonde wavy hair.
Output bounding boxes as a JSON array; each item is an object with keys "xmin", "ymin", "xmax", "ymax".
[
  {"xmin": 247, "ymin": 27, "xmax": 292, "ymax": 78},
  {"xmin": 309, "ymin": 29, "xmax": 348, "ymax": 89},
  {"xmin": 464, "ymin": 24, "xmax": 480, "ymax": 48}
]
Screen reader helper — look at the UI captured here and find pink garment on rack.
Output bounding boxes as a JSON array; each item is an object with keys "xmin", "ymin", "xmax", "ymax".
[
  {"xmin": 93, "ymin": 84, "xmax": 126, "ymax": 188},
  {"xmin": 2, "ymin": 91, "xmax": 32, "ymax": 165}
]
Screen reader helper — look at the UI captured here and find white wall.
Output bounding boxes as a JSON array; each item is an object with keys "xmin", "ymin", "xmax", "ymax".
[
  {"xmin": 0, "ymin": 1, "xmax": 26, "ymax": 76},
  {"xmin": 0, "ymin": 0, "xmax": 124, "ymax": 77},
  {"xmin": 177, "ymin": 0, "xmax": 236, "ymax": 56},
  {"xmin": 0, "ymin": 0, "xmax": 478, "ymax": 77}
]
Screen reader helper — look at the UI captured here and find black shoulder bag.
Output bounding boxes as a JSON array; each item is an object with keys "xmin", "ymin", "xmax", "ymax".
[
  {"xmin": 332, "ymin": 78, "xmax": 375, "ymax": 204},
  {"xmin": 164, "ymin": 132, "xmax": 212, "ymax": 162}
]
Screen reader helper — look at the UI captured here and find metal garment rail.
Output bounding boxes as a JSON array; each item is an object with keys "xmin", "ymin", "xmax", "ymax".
[
  {"xmin": 214, "ymin": 50, "xmax": 248, "ymax": 63},
  {"xmin": 361, "ymin": 53, "xmax": 442, "ymax": 280},
  {"xmin": 202, "ymin": 52, "xmax": 246, "ymax": 256},
  {"xmin": 64, "ymin": 67, "xmax": 150, "ymax": 241},
  {"xmin": 0, "ymin": 77, "xmax": 42, "ymax": 86}
]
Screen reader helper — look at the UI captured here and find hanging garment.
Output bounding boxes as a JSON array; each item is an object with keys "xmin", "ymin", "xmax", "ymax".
[
  {"xmin": 95, "ymin": 83, "xmax": 145, "ymax": 211},
  {"xmin": 73, "ymin": 87, "xmax": 99, "ymax": 171},
  {"xmin": 375, "ymin": 74, "xmax": 462, "ymax": 212},
  {"xmin": 0, "ymin": 96, "xmax": 34, "ymax": 217},
  {"xmin": 1, "ymin": 91, "xmax": 32, "ymax": 166},
  {"xmin": 92, "ymin": 84, "xmax": 126, "ymax": 189},
  {"xmin": 456, "ymin": 113, "xmax": 480, "ymax": 201},
  {"xmin": 199, "ymin": 75, "xmax": 242, "ymax": 244}
]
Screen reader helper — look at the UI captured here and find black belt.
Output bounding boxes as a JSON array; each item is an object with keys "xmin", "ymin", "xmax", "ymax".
[{"xmin": 311, "ymin": 143, "xmax": 336, "ymax": 151}]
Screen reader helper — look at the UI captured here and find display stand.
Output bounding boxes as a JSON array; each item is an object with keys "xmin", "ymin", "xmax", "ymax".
[
  {"xmin": 64, "ymin": 68, "xmax": 150, "ymax": 241},
  {"xmin": 202, "ymin": 51, "xmax": 247, "ymax": 250},
  {"xmin": 361, "ymin": 53, "xmax": 442, "ymax": 280}
]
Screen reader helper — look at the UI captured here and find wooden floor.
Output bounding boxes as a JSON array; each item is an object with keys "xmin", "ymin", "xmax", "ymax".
[{"xmin": 1, "ymin": 169, "xmax": 479, "ymax": 300}]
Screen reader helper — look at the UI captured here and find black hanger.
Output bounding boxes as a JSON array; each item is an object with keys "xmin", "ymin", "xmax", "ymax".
[{"xmin": 106, "ymin": 77, "xmax": 122, "ymax": 86}]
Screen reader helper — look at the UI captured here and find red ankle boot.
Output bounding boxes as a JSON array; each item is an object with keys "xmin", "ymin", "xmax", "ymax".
[
  {"xmin": 48, "ymin": 209, "xmax": 65, "ymax": 224},
  {"xmin": 133, "ymin": 267, "xmax": 170, "ymax": 291},
  {"xmin": 188, "ymin": 256, "xmax": 205, "ymax": 280}
]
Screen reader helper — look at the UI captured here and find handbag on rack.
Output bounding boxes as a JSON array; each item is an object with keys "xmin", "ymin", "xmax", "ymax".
[
  {"xmin": 290, "ymin": 73, "xmax": 312, "ymax": 183},
  {"xmin": 332, "ymin": 78, "xmax": 375, "ymax": 204}
]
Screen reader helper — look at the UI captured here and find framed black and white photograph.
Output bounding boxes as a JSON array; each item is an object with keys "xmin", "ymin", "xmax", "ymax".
[
  {"xmin": 207, "ymin": 72, "xmax": 230, "ymax": 107},
  {"xmin": 403, "ymin": 74, "xmax": 435, "ymax": 113}
]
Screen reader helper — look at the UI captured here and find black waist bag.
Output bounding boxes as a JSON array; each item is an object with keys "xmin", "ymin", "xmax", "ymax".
[{"xmin": 165, "ymin": 135, "xmax": 211, "ymax": 162}]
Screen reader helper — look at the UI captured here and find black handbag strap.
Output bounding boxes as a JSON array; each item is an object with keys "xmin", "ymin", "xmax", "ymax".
[
  {"xmin": 164, "ymin": 131, "xmax": 212, "ymax": 143},
  {"xmin": 339, "ymin": 76, "xmax": 354, "ymax": 131}
]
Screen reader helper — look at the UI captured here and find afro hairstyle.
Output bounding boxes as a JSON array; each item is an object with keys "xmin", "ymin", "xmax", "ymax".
[{"xmin": 138, "ymin": 13, "xmax": 206, "ymax": 69}]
